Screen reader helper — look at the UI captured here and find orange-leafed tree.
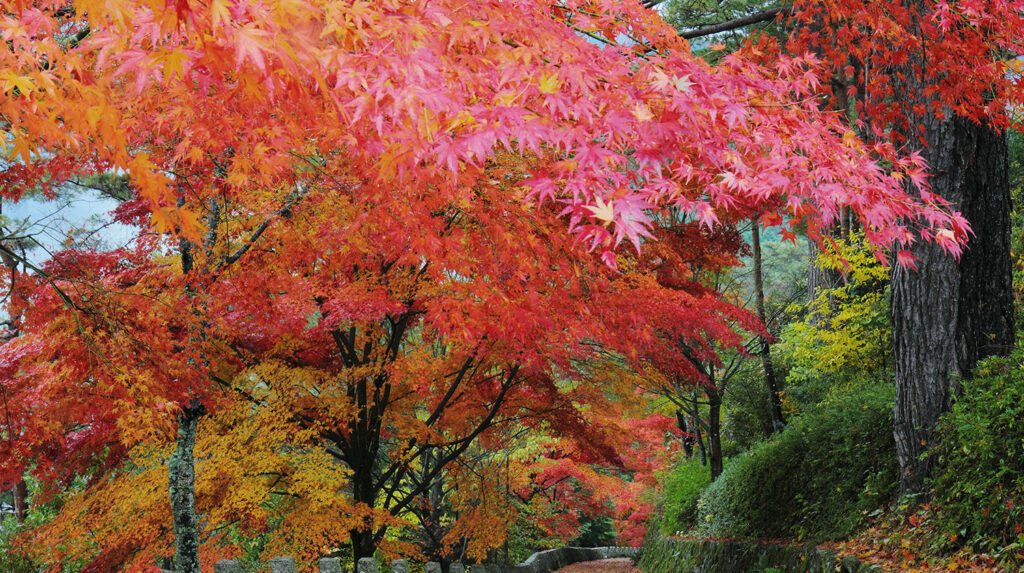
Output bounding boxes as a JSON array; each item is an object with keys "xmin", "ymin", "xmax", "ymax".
[
  {"xmin": 0, "ymin": 0, "xmax": 973, "ymax": 570},
  {"xmin": 11, "ymin": 156, "xmax": 700, "ymax": 571}
]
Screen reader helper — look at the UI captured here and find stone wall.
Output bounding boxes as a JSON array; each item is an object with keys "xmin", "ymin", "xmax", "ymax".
[
  {"xmin": 638, "ymin": 534, "xmax": 883, "ymax": 573},
  {"xmin": 207, "ymin": 546, "xmax": 638, "ymax": 573}
]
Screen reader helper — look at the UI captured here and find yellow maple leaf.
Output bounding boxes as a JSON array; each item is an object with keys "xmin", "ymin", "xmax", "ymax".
[
  {"xmin": 161, "ymin": 50, "xmax": 189, "ymax": 81},
  {"xmin": 538, "ymin": 73, "xmax": 561, "ymax": 94}
]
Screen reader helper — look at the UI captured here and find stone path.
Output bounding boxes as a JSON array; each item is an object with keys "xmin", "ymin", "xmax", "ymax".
[{"xmin": 554, "ymin": 559, "xmax": 640, "ymax": 573}]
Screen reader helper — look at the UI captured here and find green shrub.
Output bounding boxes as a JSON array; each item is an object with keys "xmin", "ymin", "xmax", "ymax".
[
  {"xmin": 656, "ymin": 457, "xmax": 714, "ymax": 535},
  {"xmin": 573, "ymin": 513, "xmax": 616, "ymax": 547},
  {"xmin": 695, "ymin": 381, "xmax": 897, "ymax": 541},
  {"xmin": 931, "ymin": 350, "xmax": 1024, "ymax": 557}
]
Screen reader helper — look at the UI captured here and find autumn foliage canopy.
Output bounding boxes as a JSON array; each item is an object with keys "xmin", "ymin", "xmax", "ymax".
[{"xmin": 0, "ymin": 0, "xmax": 978, "ymax": 570}]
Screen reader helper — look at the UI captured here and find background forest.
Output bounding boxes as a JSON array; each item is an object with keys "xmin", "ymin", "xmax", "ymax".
[{"xmin": 0, "ymin": 0, "xmax": 1023, "ymax": 572}]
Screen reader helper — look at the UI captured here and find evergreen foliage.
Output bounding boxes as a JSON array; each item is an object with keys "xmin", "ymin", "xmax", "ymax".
[
  {"xmin": 931, "ymin": 349, "xmax": 1024, "ymax": 557},
  {"xmin": 656, "ymin": 457, "xmax": 714, "ymax": 535},
  {"xmin": 694, "ymin": 382, "xmax": 897, "ymax": 541}
]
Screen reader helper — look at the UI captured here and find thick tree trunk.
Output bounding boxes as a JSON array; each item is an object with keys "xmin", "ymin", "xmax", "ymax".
[
  {"xmin": 751, "ymin": 223, "xmax": 785, "ymax": 433},
  {"xmin": 955, "ymin": 126, "xmax": 1014, "ymax": 376},
  {"xmin": 891, "ymin": 238, "xmax": 959, "ymax": 495},
  {"xmin": 169, "ymin": 401, "xmax": 205, "ymax": 573},
  {"xmin": 350, "ymin": 527, "xmax": 377, "ymax": 564},
  {"xmin": 892, "ymin": 111, "xmax": 1013, "ymax": 495},
  {"xmin": 349, "ymin": 454, "xmax": 380, "ymax": 564}
]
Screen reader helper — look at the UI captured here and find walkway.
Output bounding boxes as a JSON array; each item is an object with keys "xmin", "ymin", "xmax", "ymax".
[{"xmin": 554, "ymin": 559, "xmax": 640, "ymax": 573}]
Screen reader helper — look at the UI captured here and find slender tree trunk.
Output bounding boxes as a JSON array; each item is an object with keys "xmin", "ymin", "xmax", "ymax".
[
  {"xmin": 707, "ymin": 390, "xmax": 723, "ymax": 480},
  {"xmin": 807, "ymin": 239, "xmax": 842, "ymax": 321},
  {"xmin": 692, "ymin": 389, "xmax": 707, "ymax": 467},
  {"xmin": 169, "ymin": 401, "xmax": 205, "ymax": 573},
  {"xmin": 751, "ymin": 222, "xmax": 785, "ymax": 433},
  {"xmin": 676, "ymin": 409, "xmax": 694, "ymax": 457},
  {"xmin": 12, "ymin": 479, "xmax": 27, "ymax": 523},
  {"xmin": 694, "ymin": 418, "xmax": 707, "ymax": 467},
  {"xmin": 891, "ymin": 106, "xmax": 1013, "ymax": 494},
  {"xmin": 168, "ymin": 198, "xmax": 218, "ymax": 571}
]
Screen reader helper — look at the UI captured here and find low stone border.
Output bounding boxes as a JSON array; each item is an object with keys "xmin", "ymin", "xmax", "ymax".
[
  {"xmin": 638, "ymin": 535, "xmax": 882, "ymax": 573},
  {"xmin": 490, "ymin": 546, "xmax": 639, "ymax": 573},
  {"xmin": 208, "ymin": 546, "xmax": 638, "ymax": 573}
]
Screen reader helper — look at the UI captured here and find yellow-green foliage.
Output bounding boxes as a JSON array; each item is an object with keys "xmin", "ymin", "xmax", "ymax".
[{"xmin": 777, "ymin": 235, "xmax": 891, "ymax": 398}]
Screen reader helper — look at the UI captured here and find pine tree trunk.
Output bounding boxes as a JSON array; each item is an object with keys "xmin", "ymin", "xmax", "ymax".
[
  {"xmin": 955, "ymin": 126, "xmax": 1014, "ymax": 376},
  {"xmin": 891, "ymin": 110, "xmax": 1013, "ymax": 495}
]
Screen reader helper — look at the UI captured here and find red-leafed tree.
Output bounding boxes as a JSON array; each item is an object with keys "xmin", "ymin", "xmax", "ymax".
[{"xmin": 0, "ymin": 0, "xmax": 971, "ymax": 570}]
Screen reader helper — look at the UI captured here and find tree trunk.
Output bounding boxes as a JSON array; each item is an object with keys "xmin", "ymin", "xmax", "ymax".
[
  {"xmin": 350, "ymin": 527, "xmax": 377, "ymax": 564},
  {"xmin": 169, "ymin": 401, "xmax": 205, "ymax": 573},
  {"xmin": 892, "ymin": 110, "xmax": 1013, "ymax": 495},
  {"xmin": 695, "ymin": 417, "xmax": 707, "ymax": 467},
  {"xmin": 692, "ymin": 389, "xmax": 707, "ymax": 467},
  {"xmin": 807, "ymin": 239, "xmax": 842, "ymax": 324},
  {"xmin": 751, "ymin": 222, "xmax": 785, "ymax": 433},
  {"xmin": 707, "ymin": 390, "xmax": 723, "ymax": 480},
  {"xmin": 167, "ymin": 198, "xmax": 220, "ymax": 571},
  {"xmin": 349, "ymin": 458, "xmax": 379, "ymax": 564},
  {"xmin": 676, "ymin": 409, "xmax": 695, "ymax": 457},
  {"xmin": 955, "ymin": 126, "xmax": 1014, "ymax": 376},
  {"xmin": 12, "ymin": 479, "xmax": 27, "ymax": 523}
]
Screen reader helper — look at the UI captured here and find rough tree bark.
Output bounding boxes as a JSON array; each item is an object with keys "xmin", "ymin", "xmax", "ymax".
[
  {"xmin": 168, "ymin": 401, "xmax": 205, "ymax": 573},
  {"xmin": 167, "ymin": 197, "xmax": 220, "ymax": 573},
  {"xmin": 891, "ymin": 111, "xmax": 1013, "ymax": 495}
]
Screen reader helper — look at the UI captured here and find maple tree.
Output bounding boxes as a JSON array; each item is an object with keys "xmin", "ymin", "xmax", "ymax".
[
  {"xmin": 7, "ymin": 158, "xmax": 689, "ymax": 570},
  {"xmin": 0, "ymin": 0, "xmax": 976, "ymax": 570},
  {"xmin": 621, "ymin": 210, "xmax": 769, "ymax": 481}
]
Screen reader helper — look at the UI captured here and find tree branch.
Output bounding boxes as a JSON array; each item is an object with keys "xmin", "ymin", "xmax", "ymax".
[
  {"xmin": 213, "ymin": 186, "xmax": 307, "ymax": 274},
  {"xmin": 679, "ymin": 6, "xmax": 792, "ymax": 40}
]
